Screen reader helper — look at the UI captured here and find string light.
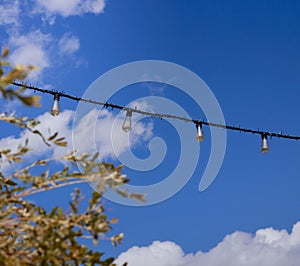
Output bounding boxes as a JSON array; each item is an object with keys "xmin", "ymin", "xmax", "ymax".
[
  {"xmin": 196, "ymin": 123, "xmax": 205, "ymax": 142},
  {"xmin": 261, "ymin": 134, "xmax": 270, "ymax": 153},
  {"xmin": 11, "ymin": 81, "xmax": 300, "ymax": 153},
  {"xmin": 50, "ymin": 94, "xmax": 60, "ymax": 116},
  {"xmin": 122, "ymin": 110, "xmax": 132, "ymax": 132}
]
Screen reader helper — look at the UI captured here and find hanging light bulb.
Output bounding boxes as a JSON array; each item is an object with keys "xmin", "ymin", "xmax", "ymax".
[
  {"xmin": 122, "ymin": 110, "xmax": 132, "ymax": 132},
  {"xmin": 261, "ymin": 134, "xmax": 270, "ymax": 153},
  {"xmin": 196, "ymin": 123, "xmax": 205, "ymax": 142},
  {"xmin": 50, "ymin": 94, "xmax": 60, "ymax": 116}
]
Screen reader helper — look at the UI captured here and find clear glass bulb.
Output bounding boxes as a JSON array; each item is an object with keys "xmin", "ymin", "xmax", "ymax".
[
  {"xmin": 122, "ymin": 110, "xmax": 132, "ymax": 132},
  {"xmin": 196, "ymin": 124, "xmax": 204, "ymax": 142},
  {"xmin": 261, "ymin": 134, "xmax": 270, "ymax": 153},
  {"xmin": 50, "ymin": 95, "xmax": 60, "ymax": 116}
]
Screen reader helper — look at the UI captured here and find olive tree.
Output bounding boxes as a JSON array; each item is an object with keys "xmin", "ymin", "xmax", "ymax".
[{"xmin": 0, "ymin": 48, "xmax": 139, "ymax": 265}]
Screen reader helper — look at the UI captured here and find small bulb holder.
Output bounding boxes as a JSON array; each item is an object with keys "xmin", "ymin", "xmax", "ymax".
[
  {"xmin": 50, "ymin": 94, "xmax": 60, "ymax": 116},
  {"xmin": 196, "ymin": 123, "xmax": 205, "ymax": 142},
  {"xmin": 122, "ymin": 110, "xmax": 132, "ymax": 132},
  {"xmin": 261, "ymin": 134, "xmax": 270, "ymax": 153}
]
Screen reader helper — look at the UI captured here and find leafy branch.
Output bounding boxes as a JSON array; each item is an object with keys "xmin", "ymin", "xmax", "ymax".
[{"xmin": 0, "ymin": 47, "xmax": 135, "ymax": 265}]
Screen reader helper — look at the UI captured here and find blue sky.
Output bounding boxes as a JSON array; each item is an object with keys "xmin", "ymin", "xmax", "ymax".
[{"xmin": 1, "ymin": 1, "xmax": 300, "ymax": 265}]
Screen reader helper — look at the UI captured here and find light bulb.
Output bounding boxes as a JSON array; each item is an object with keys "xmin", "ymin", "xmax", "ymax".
[
  {"xmin": 50, "ymin": 94, "xmax": 60, "ymax": 116},
  {"xmin": 122, "ymin": 110, "xmax": 132, "ymax": 132},
  {"xmin": 261, "ymin": 134, "xmax": 270, "ymax": 153},
  {"xmin": 196, "ymin": 123, "xmax": 205, "ymax": 142}
]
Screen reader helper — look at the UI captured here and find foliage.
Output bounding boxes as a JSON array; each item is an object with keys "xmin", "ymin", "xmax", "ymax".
[{"xmin": 0, "ymin": 48, "xmax": 136, "ymax": 265}]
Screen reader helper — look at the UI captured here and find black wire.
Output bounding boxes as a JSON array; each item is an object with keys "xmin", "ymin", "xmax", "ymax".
[{"xmin": 11, "ymin": 81, "xmax": 300, "ymax": 140}]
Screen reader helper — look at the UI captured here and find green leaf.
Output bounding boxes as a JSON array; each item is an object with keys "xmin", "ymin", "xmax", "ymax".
[
  {"xmin": 17, "ymin": 95, "xmax": 41, "ymax": 107},
  {"xmin": 47, "ymin": 132, "xmax": 58, "ymax": 141},
  {"xmin": 2, "ymin": 47, "xmax": 9, "ymax": 58},
  {"xmin": 4, "ymin": 179, "xmax": 17, "ymax": 186},
  {"xmin": 54, "ymin": 140, "xmax": 67, "ymax": 147}
]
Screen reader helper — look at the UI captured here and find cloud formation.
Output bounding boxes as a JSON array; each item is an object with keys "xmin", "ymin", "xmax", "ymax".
[
  {"xmin": 34, "ymin": 0, "xmax": 105, "ymax": 17},
  {"xmin": 0, "ymin": 0, "xmax": 20, "ymax": 26},
  {"xmin": 58, "ymin": 33, "xmax": 80, "ymax": 55},
  {"xmin": 73, "ymin": 108, "xmax": 153, "ymax": 160},
  {"xmin": 0, "ymin": 110, "xmax": 73, "ymax": 171},
  {"xmin": 0, "ymin": 0, "xmax": 106, "ymax": 82},
  {"xmin": 0, "ymin": 108, "xmax": 153, "ymax": 171},
  {"xmin": 8, "ymin": 30, "xmax": 52, "ymax": 81},
  {"xmin": 115, "ymin": 222, "xmax": 300, "ymax": 266}
]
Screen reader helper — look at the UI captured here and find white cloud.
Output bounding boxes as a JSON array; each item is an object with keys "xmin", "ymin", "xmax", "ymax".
[
  {"xmin": 0, "ymin": 0, "xmax": 20, "ymax": 26},
  {"xmin": 73, "ymin": 108, "xmax": 153, "ymax": 160},
  {"xmin": 1, "ymin": 108, "xmax": 154, "ymax": 171},
  {"xmin": 80, "ymin": 0, "xmax": 105, "ymax": 14},
  {"xmin": 58, "ymin": 33, "xmax": 80, "ymax": 55},
  {"xmin": 0, "ymin": 110, "xmax": 73, "ymax": 174},
  {"xmin": 8, "ymin": 30, "xmax": 52, "ymax": 81},
  {"xmin": 0, "ymin": 0, "xmax": 106, "ymax": 83},
  {"xmin": 115, "ymin": 222, "xmax": 300, "ymax": 266},
  {"xmin": 0, "ymin": 110, "xmax": 73, "ymax": 158},
  {"xmin": 34, "ymin": 0, "xmax": 105, "ymax": 17},
  {"xmin": 7, "ymin": 30, "xmax": 83, "ymax": 81},
  {"xmin": 116, "ymin": 241, "xmax": 186, "ymax": 266}
]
